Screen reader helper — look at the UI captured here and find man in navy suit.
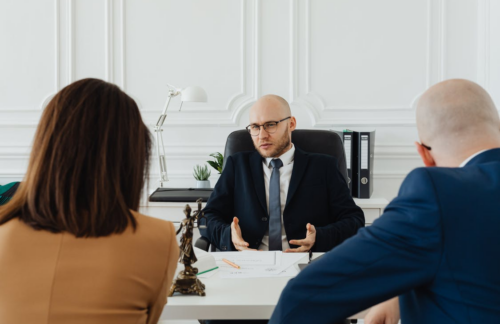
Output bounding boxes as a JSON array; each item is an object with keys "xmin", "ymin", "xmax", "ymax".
[
  {"xmin": 200, "ymin": 94, "xmax": 364, "ymax": 254},
  {"xmin": 200, "ymin": 95, "xmax": 363, "ymax": 324},
  {"xmin": 269, "ymin": 79, "xmax": 500, "ymax": 324}
]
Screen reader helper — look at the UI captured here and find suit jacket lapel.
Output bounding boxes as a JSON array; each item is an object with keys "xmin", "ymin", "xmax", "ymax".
[
  {"xmin": 250, "ymin": 151, "xmax": 268, "ymax": 213},
  {"xmin": 286, "ymin": 147, "xmax": 309, "ymax": 207}
]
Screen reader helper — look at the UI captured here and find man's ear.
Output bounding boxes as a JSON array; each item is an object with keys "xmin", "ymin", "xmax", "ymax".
[
  {"xmin": 289, "ymin": 116, "xmax": 297, "ymax": 131},
  {"xmin": 415, "ymin": 142, "xmax": 436, "ymax": 167}
]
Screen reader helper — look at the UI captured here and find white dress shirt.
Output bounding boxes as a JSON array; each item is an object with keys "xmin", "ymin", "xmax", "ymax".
[
  {"xmin": 459, "ymin": 149, "xmax": 489, "ymax": 167},
  {"xmin": 259, "ymin": 144, "xmax": 295, "ymax": 251}
]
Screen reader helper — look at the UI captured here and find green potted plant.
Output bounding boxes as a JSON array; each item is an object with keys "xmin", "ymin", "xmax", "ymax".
[
  {"xmin": 207, "ymin": 152, "xmax": 224, "ymax": 175},
  {"xmin": 193, "ymin": 164, "xmax": 211, "ymax": 188}
]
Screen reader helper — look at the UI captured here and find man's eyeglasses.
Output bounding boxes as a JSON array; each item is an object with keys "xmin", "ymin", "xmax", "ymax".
[{"xmin": 246, "ymin": 117, "xmax": 291, "ymax": 137}]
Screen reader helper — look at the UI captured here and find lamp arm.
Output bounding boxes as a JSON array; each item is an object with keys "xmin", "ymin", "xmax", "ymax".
[{"xmin": 155, "ymin": 94, "xmax": 174, "ymax": 187}]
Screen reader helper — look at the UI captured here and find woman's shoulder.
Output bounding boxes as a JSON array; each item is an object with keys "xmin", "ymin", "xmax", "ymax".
[{"xmin": 130, "ymin": 211, "xmax": 177, "ymax": 240}]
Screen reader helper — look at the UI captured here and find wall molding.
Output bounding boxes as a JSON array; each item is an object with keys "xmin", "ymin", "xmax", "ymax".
[
  {"xmin": 42, "ymin": 0, "xmax": 62, "ymax": 109},
  {"xmin": 105, "ymin": 0, "xmax": 113, "ymax": 83},
  {"xmin": 119, "ymin": 0, "xmax": 126, "ymax": 89},
  {"xmin": 1, "ymin": 0, "xmax": 445, "ymax": 128},
  {"xmin": 135, "ymin": 0, "xmax": 260, "ymax": 128},
  {"xmin": 55, "ymin": 0, "xmax": 61, "ymax": 91},
  {"xmin": 289, "ymin": 0, "xmax": 298, "ymax": 103},
  {"xmin": 0, "ymin": 0, "xmax": 60, "ymax": 112},
  {"xmin": 290, "ymin": 0, "xmax": 445, "ymax": 127},
  {"xmin": 477, "ymin": 0, "xmax": 490, "ymax": 91},
  {"xmin": 67, "ymin": 0, "xmax": 74, "ymax": 84}
]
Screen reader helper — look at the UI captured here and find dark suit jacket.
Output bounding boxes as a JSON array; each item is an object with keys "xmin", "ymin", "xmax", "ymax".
[
  {"xmin": 269, "ymin": 148, "xmax": 500, "ymax": 324},
  {"xmin": 199, "ymin": 147, "xmax": 364, "ymax": 252}
]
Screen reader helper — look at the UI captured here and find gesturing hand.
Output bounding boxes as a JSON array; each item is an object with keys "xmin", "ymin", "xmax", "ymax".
[
  {"xmin": 286, "ymin": 223, "xmax": 316, "ymax": 252},
  {"xmin": 231, "ymin": 217, "xmax": 257, "ymax": 251},
  {"xmin": 364, "ymin": 297, "xmax": 400, "ymax": 324}
]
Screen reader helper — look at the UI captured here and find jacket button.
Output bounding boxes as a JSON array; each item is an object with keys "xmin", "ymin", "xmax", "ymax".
[
  {"xmin": 262, "ymin": 217, "xmax": 268, "ymax": 221},
  {"xmin": 222, "ymin": 246, "xmax": 227, "ymax": 251}
]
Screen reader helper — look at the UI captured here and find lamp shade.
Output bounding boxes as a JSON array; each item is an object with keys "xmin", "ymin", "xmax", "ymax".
[{"xmin": 181, "ymin": 86, "xmax": 208, "ymax": 102}]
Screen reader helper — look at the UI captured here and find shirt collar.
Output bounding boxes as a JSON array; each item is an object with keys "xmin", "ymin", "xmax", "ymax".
[
  {"xmin": 459, "ymin": 149, "xmax": 489, "ymax": 167},
  {"xmin": 265, "ymin": 144, "xmax": 295, "ymax": 168}
]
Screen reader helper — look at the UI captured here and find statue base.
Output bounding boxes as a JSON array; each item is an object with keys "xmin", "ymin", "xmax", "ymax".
[{"xmin": 168, "ymin": 269, "xmax": 206, "ymax": 296}]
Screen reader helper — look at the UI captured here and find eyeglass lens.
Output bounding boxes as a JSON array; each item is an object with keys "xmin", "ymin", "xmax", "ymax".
[{"xmin": 248, "ymin": 122, "xmax": 278, "ymax": 136}]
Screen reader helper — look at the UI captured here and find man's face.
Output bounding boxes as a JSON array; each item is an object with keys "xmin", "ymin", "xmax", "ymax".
[{"xmin": 248, "ymin": 103, "xmax": 293, "ymax": 158}]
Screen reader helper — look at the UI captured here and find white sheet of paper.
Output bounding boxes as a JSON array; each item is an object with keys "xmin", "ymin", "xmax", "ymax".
[
  {"xmin": 220, "ymin": 263, "xmax": 300, "ymax": 279},
  {"xmin": 212, "ymin": 252, "xmax": 307, "ymax": 278},
  {"xmin": 212, "ymin": 251, "xmax": 280, "ymax": 266}
]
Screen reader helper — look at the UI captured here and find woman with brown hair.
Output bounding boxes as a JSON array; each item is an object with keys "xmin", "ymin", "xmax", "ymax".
[{"xmin": 0, "ymin": 78, "xmax": 179, "ymax": 324}]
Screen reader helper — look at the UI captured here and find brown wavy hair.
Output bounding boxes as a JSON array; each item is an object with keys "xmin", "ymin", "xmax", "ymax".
[{"xmin": 0, "ymin": 78, "xmax": 152, "ymax": 237}]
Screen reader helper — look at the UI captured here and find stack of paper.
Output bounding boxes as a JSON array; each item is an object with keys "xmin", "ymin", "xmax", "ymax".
[
  {"xmin": 210, "ymin": 251, "xmax": 307, "ymax": 278},
  {"xmin": 192, "ymin": 247, "xmax": 218, "ymax": 277}
]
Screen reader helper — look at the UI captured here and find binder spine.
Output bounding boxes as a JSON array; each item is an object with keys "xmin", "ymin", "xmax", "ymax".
[
  {"xmin": 358, "ymin": 132, "xmax": 375, "ymax": 198},
  {"xmin": 343, "ymin": 133, "xmax": 353, "ymax": 193},
  {"xmin": 351, "ymin": 132, "xmax": 360, "ymax": 197}
]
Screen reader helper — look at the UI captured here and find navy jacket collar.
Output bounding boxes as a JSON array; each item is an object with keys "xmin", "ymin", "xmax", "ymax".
[
  {"xmin": 250, "ymin": 151, "xmax": 267, "ymax": 213},
  {"xmin": 286, "ymin": 147, "xmax": 309, "ymax": 207},
  {"xmin": 465, "ymin": 148, "xmax": 500, "ymax": 167}
]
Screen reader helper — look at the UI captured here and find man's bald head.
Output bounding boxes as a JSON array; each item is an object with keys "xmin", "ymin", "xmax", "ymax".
[
  {"xmin": 416, "ymin": 79, "xmax": 500, "ymax": 158},
  {"xmin": 250, "ymin": 94, "xmax": 291, "ymax": 119}
]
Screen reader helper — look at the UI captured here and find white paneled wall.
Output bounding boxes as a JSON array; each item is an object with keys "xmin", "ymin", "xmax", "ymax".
[{"xmin": 1, "ymin": 0, "xmax": 499, "ymax": 203}]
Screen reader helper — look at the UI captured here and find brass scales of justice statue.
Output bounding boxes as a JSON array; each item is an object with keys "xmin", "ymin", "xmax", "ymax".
[{"xmin": 169, "ymin": 198, "xmax": 208, "ymax": 297}]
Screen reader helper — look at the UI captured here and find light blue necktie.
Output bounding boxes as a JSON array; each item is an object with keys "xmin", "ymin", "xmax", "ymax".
[{"xmin": 269, "ymin": 158, "xmax": 284, "ymax": 251}]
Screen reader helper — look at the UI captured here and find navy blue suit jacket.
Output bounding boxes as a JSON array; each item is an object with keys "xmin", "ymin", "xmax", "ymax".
[
  {"xmin": 269, "ymin": 148, "xmax": 500, "ymax": 324},
  {"xmin": 200, "ymin": 147, "xmax": 364, "ymax": 252}
]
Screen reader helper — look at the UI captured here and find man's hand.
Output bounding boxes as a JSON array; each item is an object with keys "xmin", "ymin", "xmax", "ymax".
[
  {"xmin": 364, "ymin": 297, "xmax": 400, "ymax": 324},
  {"xmin": 231, "ymin": 217, "xmax": 257, "ymax": 251},
  {"xmin": 286, "ymin": 223, "xmax": 316, "ymax": 252}
]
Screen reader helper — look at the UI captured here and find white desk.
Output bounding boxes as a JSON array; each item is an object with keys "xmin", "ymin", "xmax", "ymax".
[
  {"xmin": 140, "ymin": 198, "xmax": 388, "ymax": 225},
  {"xmin": 143, "ymin": 198, "xmax": 387, "ymax": 319},
  {"xmin": 160, "ymin": 253, "xmax": 368, "ymax": 321}
]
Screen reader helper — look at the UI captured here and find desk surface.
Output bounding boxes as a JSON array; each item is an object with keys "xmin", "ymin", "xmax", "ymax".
[{"xmin": 160, "ymin": 253, "xmax": 368, "ymax": 320}]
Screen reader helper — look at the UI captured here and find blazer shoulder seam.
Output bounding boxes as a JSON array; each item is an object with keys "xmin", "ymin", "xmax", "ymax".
[{"xmin": 46, "ymin": 233, "xmax": 65, "ymax": 324}]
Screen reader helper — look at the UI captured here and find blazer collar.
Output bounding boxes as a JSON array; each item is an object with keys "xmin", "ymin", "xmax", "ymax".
[
  {"xmin": 250, "ymin": 151, "xmax": 267, "ymax": 213},
  {"xmin": 464, "ymin": 148, "xmax": 500, "ymax": 167},
  {"xmin": 285, "ymin": 147, "xmax": 309, "ymax": 207}
]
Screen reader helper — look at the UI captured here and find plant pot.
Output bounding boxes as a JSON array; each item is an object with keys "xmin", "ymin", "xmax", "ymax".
[{"xmin": 196, "ymin": 180, "xmax": 211, "ymax": 189}]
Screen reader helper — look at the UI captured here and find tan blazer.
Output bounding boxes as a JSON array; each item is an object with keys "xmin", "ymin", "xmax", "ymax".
[{"xmin": 0, "ymin": 211, "xmax": 179, "ymax": 324}]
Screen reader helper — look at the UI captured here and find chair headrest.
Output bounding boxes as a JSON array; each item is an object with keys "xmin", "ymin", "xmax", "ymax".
[{"xmin": 222, "ymin": 129, "xmax": 348, "ymax": 183}]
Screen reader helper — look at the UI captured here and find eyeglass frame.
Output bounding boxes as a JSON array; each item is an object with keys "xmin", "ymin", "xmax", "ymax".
[
  {"xmin": 420, "ymin": 142, "xmax": 432, "ymax": 151},
  {"xmin": 246, "ymin": 116, "xmax": 292, "ymax": 137}
]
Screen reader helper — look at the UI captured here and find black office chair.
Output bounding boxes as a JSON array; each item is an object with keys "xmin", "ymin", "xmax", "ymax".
[
  {"xmin": 221, "ymin": 129, "xmax": 348, "ymax": 180},
  {"xmin": 195, "ymin": 129, "xmax": 348, "ymax": 252}
]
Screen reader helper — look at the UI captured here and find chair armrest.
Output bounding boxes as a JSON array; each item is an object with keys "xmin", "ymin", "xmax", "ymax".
[{"xmin": 195, "ymin": 236, "xmax": 211, "ymax": 252}]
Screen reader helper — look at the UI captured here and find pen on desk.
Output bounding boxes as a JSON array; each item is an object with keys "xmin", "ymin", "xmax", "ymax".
[{"xmin": 222, "ymin": 258, "xmax": 241, "ymax": 269}]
